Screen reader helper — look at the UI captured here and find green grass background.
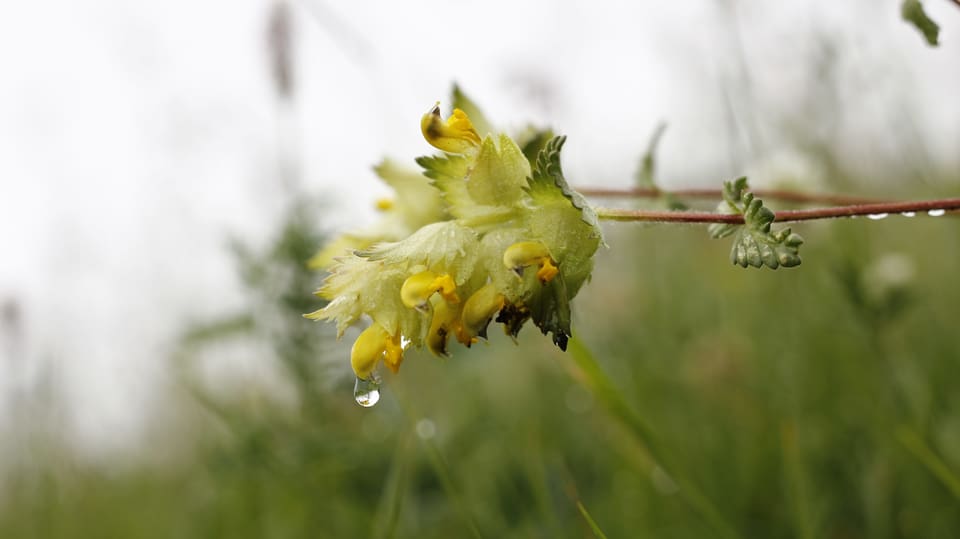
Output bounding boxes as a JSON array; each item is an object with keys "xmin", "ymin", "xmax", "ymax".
[{"xmin": 2, "ymin": 200, "xmax": 959, "ymax": 539}]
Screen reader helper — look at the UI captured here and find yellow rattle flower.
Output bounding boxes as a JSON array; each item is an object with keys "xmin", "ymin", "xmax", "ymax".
[{"xmin": 420, "ymin": 103, "xmax": 481, "ymax": 154}]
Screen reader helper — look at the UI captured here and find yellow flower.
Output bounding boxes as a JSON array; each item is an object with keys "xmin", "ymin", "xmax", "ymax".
[
  {"xmin": 400, "ymin": 270, "xmax": 460, "ymax": 311},
  {"xmin": 461, "ymin": 283, "xmax": 505, "ymax": 341},
  {"xmin": 503, "ymin": 241, "xmax": 559, "ymax": 284},
  {"xmin": 426, "ymin": 300, "xmax": 467, "ymax": 356},
  {"xmin": 351, "ymin": 324, "xmax": 405, "ymax": 379},
  {"xmin": 420, "ymin": 103, "xmax": 481, "ymax": 154},
  {"xmin": 307, "ymin": 89, "xmax": 603, "ymax": 384}
]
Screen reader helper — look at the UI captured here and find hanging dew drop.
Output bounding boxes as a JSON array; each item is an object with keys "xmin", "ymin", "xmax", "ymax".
[
  {"xmin": 927, "ymin": 209, "xmax": 946, "ymax": 217},
  {"xmin": 354, "ymin": 375, "xmax": 381, "ymax": 407},
  {"xmin": 867, "ymin": 213, "xmax": 888, "ymax": 220},
  {"xmin": 901, "ymin": 211, "xmax": 916, "ymax": 217}
]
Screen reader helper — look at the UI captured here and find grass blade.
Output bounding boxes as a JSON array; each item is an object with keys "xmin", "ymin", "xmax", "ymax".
[
  {"xmin": 565, "ymin": 336, "xmax": 742, "ymax": 539},
  {"xmin": 576, "ymin": 500, "xmax": 611, "ymax": 539},
  {"xmin": 897, "ymin": 426, "xmax": 960, "ymax": 502}
]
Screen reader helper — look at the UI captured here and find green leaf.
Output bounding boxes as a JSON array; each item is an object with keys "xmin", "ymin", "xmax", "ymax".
[
  {"xmin": 416, "ymin": 153, "xmax": 491, "ymax": 220},
  {"xmin": 708, "ymin": 177, "xmax": 804, "ymax": 269},
  {"xmin": 417, "ymin": 136, "xmax": 530, "ymax": 222},
  {"xmin": 635, "ymin": 122, "xmax": 667, "ymax": 189},
  {"xmin": 357, "ymin": 221, "xmax": 480, "ymax": 285},
  {"xmin": 526, "ymin": 136, "xmax": 603, "ymax": 236},
  {"xmin": 307, "ymin": 254, "xmax": 413, "ymax": 337},
  {"xmin": 901, "ymin": 0, "xmax": 940, "ymax": 46},
  {"xmin": 451, "ymin": 84, "xmax": 494, "ymax": 139},
  {"xmin": 373, "ymin": 158, "xmax": 447, "ymax": 226},
  {"xmin": 576, "ymin": 501, "xmax": 611, "ymax": 539},
  {"xmin": 517, "ymin": 127, "xmax": 555, "ymax": 167},
  {"xmin": 468, "ymin": 134, "xmax": 531, "ymax": 207},
  {"xmin": 527, "ymin": 272, "xmax": 571, "ymax": 351},
  {"xmin": 707, "ymin": 177, "xmax": 749, "ymax": 239},
  {"xmin": 309, "ymin": 159, "xmax": 449, "ymax": 269},
  {"xmin": 417, "ymin": 153, "xmax": 468, "ymax": 203}
]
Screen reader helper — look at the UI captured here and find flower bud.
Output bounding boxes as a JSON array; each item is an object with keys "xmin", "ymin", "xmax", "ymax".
[
  {"xmin": 461, "ymin": 283, "xmax": 505, "ymax": 341},
  {"xmin": 426, "ymin": 301, "xmax": 465, "ymax": 356}
]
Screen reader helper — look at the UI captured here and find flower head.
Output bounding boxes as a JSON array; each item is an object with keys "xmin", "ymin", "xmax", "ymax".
[{"xmin": 307, "ymin": 90, "xmax": 603, "ymax": 380}]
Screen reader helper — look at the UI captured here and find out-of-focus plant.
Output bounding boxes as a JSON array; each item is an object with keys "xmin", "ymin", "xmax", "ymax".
[{"xmin": 306, "ymin": 87, "xmax": 960, "ymax": 397}]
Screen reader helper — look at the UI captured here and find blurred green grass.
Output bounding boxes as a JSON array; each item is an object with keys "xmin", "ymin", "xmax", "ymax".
[{"xmin": 2, "ymin": 204, "xmax": 959, "ymax": 538}]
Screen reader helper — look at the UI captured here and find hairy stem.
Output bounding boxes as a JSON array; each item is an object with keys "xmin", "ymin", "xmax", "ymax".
[
  {"xmin": 596, "ymin": 198, "xmax": 960, "ymax": 224},
  {"xmin": 579, "ymin": 186, "xmax": 882, "ymax": 206}
]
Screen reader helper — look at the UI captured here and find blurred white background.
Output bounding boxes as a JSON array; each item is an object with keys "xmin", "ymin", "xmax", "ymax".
[{"xmin": 1, "ymin": 0, "xmax": 957, "ymax": 455}]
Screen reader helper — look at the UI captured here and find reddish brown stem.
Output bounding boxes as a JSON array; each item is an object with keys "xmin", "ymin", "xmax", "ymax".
[
  {"xmin": 596, "ymin": 198, "xmax": 960, "ymax": 224},
  {"xmin": 578, "ymin": 186, "xmax": 883, "ymax": 206}
]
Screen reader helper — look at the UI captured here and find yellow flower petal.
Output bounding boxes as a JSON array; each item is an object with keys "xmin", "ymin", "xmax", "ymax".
[
  {"xmin": 401, "ymin": 270, "xmax": 459, "ymax": 311},
  {"xmin": 503, "ymin": 241, "xmax": 559, "ymax": 284},
  {"xmin": 426, "ymin": 301, "xmax": 457, "ymax": 357},
  {"xmin": 421, "ymin": 103, "xmax": 481, "ymax": 154},
  {"xmin": 461, "ymin": 283, "xmax": 505, "ymax": 341},
  {"xmin": 351, "ymin": 324, "xmax": 390, "ymax": 379},
  {"xmin": 383, "ymin": 332, "xmax": 405, "ymax": 374}
]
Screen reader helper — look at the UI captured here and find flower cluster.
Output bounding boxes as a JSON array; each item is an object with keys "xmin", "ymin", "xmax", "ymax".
[{"xmin": 307, "ymin": 92, "xmax": 603, "ymax": 380}]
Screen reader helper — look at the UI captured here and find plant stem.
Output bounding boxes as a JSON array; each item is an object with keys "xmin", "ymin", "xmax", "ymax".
[
  {"xmin": 579, "ymin": 186, "xmax": 883, "ymax": 205},
  {"xmin": 595, "ymin": 198, "xmax": 960, "ymax": 224},
  {"xmin": 566, "ymin": 337, "xmax": 742, "ymax": 539}
]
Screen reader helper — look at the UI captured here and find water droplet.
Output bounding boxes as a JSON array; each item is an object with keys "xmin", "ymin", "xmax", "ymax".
[
  {"xmin": 354, "ymin": 374, "xmax": 381, "ymax": 407},
  {"xmin": 651, "ymin": 465, "xmax": 680, "ymax": 495},
  {"xmin": 867, "ymin": 213, "xmax": 888, "ymax": 220},
  {"xmin": 928, "ymin": 209, "xmax": 946, "ymax": 217},
  {"xmin": 416, "ymin": 418, "xmax": 436, "ymax": 439},
  {"xmin": 901, "ymin": 211, "xmax": 916, "ymax": 218},
  {"xmin": 400, "ymin": 335, "xmax": 412, "ymax": 349}
]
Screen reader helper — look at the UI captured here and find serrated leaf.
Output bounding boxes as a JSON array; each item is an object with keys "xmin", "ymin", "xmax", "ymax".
[
  {"xmin": 357, "ymin": 221, "xmax": 480, "ymax": 285},
  {"xmin": 416, "ymin": 153, "xmax": 485, "ymax": 219},
  {"xmin": 307, "ymin": 233, "xmax": 375, "ymax": 270},
  {"xmin": 308, "ymin": 254, "xmax": 414, "ymax": 337},
  {"xmin": 468, "ymin": 134, "xmax": 530, "ymax": 207},
  {"xmin": 902, "ymin": 0, "xmax": 939, "ymax": 46},
  {"xmin": 517, "ymin": 127, "xmax": 555, "ymax": 166},
  {"xmin": 707, "ymin": 176, "xmax": 749, "ymax": 239},
  {"xmin": 526, "ymin": 136, "xmax": 603, "ymax": 236},
  {"xmin": 527, "ymin": 272, "xmax": 571, "ymax": 351},
  {"xmin": 708, "ymin": 177, "xmax": 804, "ymax": 269},
  {"xmin": 730, "ymin": 193, "xmax": 804, "ymax": 269}
]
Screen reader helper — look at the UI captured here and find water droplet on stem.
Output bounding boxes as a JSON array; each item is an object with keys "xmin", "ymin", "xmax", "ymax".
[
  {"xmin": 901, "ymin": 211, "xmax": 916, "ymax": 218},
  {"xmin": 928, "ymin": 209, "xmax": 946, "ymax": 217},
  {"xmin": 867, "ymin": 213, "xmax": 888, "ymax": 220}
]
